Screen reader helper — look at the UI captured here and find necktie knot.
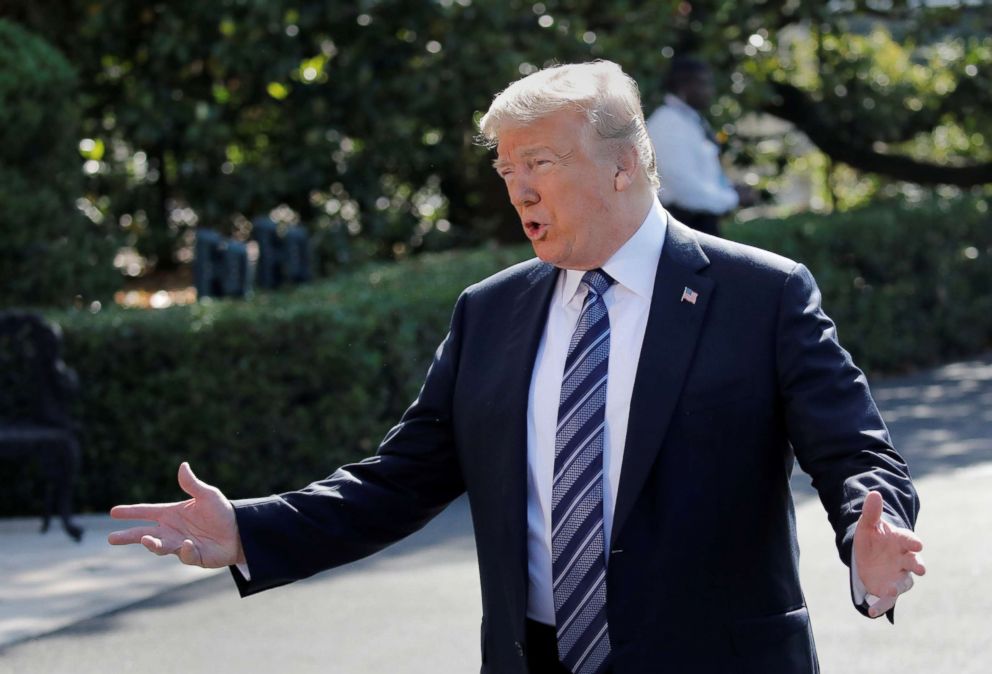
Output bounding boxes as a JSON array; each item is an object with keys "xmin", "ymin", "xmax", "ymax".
[{"xmin": 581, "ymin": 269, "xmax": 614, "ymax": 299}]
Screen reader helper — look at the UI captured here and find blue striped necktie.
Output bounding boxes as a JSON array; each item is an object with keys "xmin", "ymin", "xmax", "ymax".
[{"xmin": 552, "ymin": 268, "xmax": 614, "ymax": 674}]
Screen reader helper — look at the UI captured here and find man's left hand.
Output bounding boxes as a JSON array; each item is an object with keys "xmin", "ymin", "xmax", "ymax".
[{"xmin": 853, "ymin": 490, "xmax": 926, "ymax": 617}]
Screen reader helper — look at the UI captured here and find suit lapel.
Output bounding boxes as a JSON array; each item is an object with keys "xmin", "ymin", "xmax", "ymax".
[
  {"xmin": 495, "ymin": 260, "xmax": 558, "ymax": 622},
  {"xmin": 611, "ymin": 220, "xmax": 714, "ymax": 547}
]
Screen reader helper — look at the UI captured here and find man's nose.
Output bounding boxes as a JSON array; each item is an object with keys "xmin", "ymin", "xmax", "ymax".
[{"xmin": 507, "ymin": 176, "xmax": 539, "ymax": 210}]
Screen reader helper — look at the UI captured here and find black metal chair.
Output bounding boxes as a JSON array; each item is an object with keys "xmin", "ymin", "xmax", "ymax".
[{"xmin": 0, "ymin": 311, "xmax": 84, "ymax": 541}]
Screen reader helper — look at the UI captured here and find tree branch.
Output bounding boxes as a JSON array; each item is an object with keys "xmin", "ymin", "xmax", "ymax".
[{"xmin": 762, "ymin": 82, "xmax": 992, "ymax": 187}]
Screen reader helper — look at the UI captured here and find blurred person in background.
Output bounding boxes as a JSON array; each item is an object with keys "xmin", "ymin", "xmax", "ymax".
[{"xmin": 646, "ymin": 56, "xmax": 756, "ymax": 236}]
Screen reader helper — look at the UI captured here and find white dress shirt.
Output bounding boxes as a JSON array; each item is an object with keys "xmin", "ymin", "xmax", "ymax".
[
  {"xmin": 525, "ymin": 199, "xmax": 667, "ymax": 624},
  {"xmin": 646, "ymin": 94, "xmax": 738, "ymax": 215}
]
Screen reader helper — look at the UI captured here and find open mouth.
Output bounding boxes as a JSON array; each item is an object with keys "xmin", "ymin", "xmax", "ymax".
[{"xmin": 523, "ymin": 220, "xmax": 548, "ymax": 241}]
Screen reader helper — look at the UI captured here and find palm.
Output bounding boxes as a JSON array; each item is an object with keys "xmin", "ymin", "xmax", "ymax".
[
  {"xmin": 149, "ymin": 492, "xmax": 239, "ymax": 567},
  {"xmin": 109, "ymin": 463, "xmax": 243, "ymax": 568}
]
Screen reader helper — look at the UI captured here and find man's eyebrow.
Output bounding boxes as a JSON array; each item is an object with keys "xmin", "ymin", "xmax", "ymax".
[
  {"xmin": 520, "ymin": 146, "xmax": 558, "ymax": 159},
  {"xmin": 492, "ymin": 147, "xmax": 561, "ymax": 169}
]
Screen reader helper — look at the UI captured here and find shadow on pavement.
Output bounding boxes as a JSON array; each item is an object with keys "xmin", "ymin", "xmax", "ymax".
[
  {"xmin": 29, "ymin": 574, "xmax": 229, "ymax": 642},
  {"xmin": 792, "ymin": 355, "xmax": 992, "ymax": 501}
]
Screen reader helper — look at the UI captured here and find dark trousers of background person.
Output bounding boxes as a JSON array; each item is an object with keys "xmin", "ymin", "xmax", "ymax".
[
  {"xmin": 525, "ymin": 619, "xmax": 614, "ymax": 673},
  {"xmin": 665, "ymin": 204, "xmax": 721, "ymax": 237}
]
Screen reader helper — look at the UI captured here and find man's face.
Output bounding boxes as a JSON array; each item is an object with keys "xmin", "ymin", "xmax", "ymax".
[
  {"xmin": 679, "ymin": 70, "xmax": 714, "ymax": 112},
  {"xmin": 493, "ymin": 111, "xmax": 622, "ymax": 271}
]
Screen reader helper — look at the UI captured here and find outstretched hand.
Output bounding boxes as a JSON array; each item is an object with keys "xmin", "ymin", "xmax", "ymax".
[
  {"xmin": 853, "ymin": 491, "xmax": 926, "ymax": 617},
  {"xmin": 108, "ymin": 462, "xmax": 244, "ymax": 568}
]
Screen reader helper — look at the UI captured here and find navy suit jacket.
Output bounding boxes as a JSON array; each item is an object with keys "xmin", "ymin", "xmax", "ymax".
[{"xmin": 231, "ymin": 219, "xmax": 919, "ymax": 673}]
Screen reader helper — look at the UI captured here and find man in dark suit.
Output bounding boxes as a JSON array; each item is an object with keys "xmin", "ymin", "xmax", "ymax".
[{"xmin": 110, "ymin": 60, "xmax": 925, "ymax": 673}]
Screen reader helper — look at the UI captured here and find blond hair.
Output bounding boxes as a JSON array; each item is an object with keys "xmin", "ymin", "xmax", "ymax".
[{"xmin": 478, "ymin": 60, "xmax": 659, "ymax": 190}]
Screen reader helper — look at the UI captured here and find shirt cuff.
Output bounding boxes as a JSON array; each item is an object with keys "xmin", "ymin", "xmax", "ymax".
[
  {"xmin": 234, "ymin": 562, "xmax": 252, "ymax": 582},
  {"xmin": 850, "ymin": 549, "xmax": 873, "ymax": 606}
]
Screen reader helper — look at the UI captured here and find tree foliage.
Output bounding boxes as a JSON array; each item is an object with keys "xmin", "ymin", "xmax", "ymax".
[
  {"xmin": 745, "ymin": 4, "xmax": 992, "ymax": 187},
  {"xmin": 0, "ymin": 19, "xmax": 117, "ymax": 308},
  {"xmin": 2, "ymin": 1, "xmax": 989, "ymax": 274}
]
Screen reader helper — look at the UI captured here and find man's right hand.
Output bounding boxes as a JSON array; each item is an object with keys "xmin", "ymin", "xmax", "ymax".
[{"xmin": 108, "ymin": 462, "xmax": 245, "ymax": 568}]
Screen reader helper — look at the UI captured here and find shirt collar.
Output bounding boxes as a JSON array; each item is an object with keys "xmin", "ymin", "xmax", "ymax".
[{"xmin": 559, "ymin": 198, "xmax": 667, "ymax": 307}]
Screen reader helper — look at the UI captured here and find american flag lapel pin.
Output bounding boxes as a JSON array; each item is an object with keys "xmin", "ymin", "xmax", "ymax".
[{"xmin": 681, "ymin": 286, "xmax": 698, "ymax": 304}]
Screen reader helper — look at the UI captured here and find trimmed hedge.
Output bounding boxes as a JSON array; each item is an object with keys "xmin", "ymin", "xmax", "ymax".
[
  {"xmin": 1, "ymin": 195, "xmax": 989, "ymax": 516},
  {"xmin": 726, "ymin": 194, "xmax": 992, "ymax": 374},
  {"xmin": 1, "ymin": 246, "xmax": 531, "ymax": 516}
]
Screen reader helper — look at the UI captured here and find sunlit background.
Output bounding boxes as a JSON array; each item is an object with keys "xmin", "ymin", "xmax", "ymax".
[{"xmin": 2, "ymin": 0, "xmax": 990, "ymax": 540}]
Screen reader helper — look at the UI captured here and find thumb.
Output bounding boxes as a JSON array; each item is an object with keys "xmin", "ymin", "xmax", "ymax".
[
  {"xmin": 178, "ymin": 462, "xmax": 212, "ymax": 499},
  {"xmin": 858, "ymin": 491, "xmax": 883, "ymax": 530}
]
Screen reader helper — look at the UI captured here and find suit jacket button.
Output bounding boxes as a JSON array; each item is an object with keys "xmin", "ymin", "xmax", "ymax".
[{"xmin": 515, "ymin": 641, "xmax": 524, "ymax": 657}]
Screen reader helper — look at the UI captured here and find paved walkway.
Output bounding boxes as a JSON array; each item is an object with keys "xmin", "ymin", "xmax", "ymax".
[
  {"xmin": 1, "ymin": 356, "xmax": 990, "ymax": 672},
  {"xmin": 0, "ymin": 515, "xmax": 221, "ymax": 649}
]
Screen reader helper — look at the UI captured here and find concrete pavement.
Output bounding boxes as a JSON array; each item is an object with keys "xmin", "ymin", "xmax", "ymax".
[
  {"xmin": 0, "ymin": 514, "xmax": 221, "ymax": 649},
  {"xmin": 1, "ymin": 356, "xmax": 990, "ymax": 672}
]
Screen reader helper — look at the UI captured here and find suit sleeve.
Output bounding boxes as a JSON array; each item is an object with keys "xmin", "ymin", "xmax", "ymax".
[
  {"xmin": 775, "ymin": 263, "xmax": 920, "ymax": 614},
  {"xmin": 229, "ymin": 292, "xmax": 469, "ymax": 597}
]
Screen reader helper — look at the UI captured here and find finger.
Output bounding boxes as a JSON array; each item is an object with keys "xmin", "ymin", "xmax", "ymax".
[
  {"xmin": 178, "ymin": 539, "xmax": 203, "ymax": 567},
  {"xmin": 108, "ymin": 526, "xmax": 160, "ymax": 546},
  {"xmin": 891, "ymin": 528, "xmax": 924, "ymax": 553},
  {"xmin": 878, "ymin": 583, "xmax": 899, "ymax": 599},
  {"xmin": 110, "ymin": 503, "xmax": 181, "ymax": 521},
  {"xmin": 894, "ymin": 573, "xmax": 914, "ymax": 594},
  {"xmin": 140, "ymin": 534, "xmax": 177, "ymax": 556},
  {"xmin": 876, "ymin": 571, "xmax": 913, "ymax": 599},
  {"xmin": 868, "ymin": 594, "xmax": 896, "ymax": 618},
  {"xmin": 177, "ymin": 462, "xmax": 213, "ymax": 500},
  {"xmin": 858, "ymin": 491, "xmax": 883, "ymax": 530},
  {"xmin": 903, "ymin": 552, "xmax": 926, "ymax": 576}
]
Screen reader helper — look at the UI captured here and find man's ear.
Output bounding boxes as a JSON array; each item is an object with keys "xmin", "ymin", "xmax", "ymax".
[{"xmin": 613, "ymin": 144, "xmax": 639, "ymax": 192}]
